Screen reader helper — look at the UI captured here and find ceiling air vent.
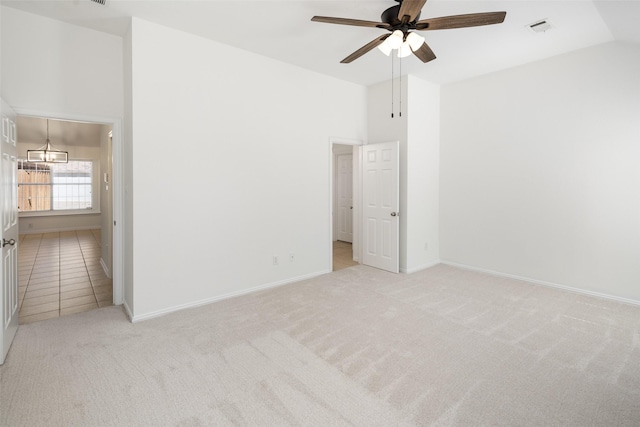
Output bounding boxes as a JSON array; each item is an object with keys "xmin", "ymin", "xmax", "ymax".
[
  {"xmin": 528, "ymin": 19, "xmax": 552, "ymax": 33},
  {"xmin": 89, "ymin": 0, "xmax": 107, "ymax": 5}
]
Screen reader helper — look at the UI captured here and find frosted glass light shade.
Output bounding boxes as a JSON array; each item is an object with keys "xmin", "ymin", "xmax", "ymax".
[
  {"xmin": 398, "ymin": 41, "xmax": 412, "ymax": 58},
  {"xmin": 387, "ymin": 30, "xmax": 404, "ymax": 49},
  {"xmin": 406, "ymin": 32, "xmax": 425, "ymax": 51},
  {"xmin": 378, "ymin": 41, "xmax": 392, "ymax": 56}
]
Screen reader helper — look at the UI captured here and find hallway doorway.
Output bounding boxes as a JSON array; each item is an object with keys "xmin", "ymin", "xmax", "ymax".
[
  {"xmin": 14, "ymin": 113, "xmax": 121, "ymax": 321},
  {"xmin": 330, "ymin": 138, "xmax": 361, "ymax": 272},
  {"xmin": 333, "ymin": 240, "xmax": 358, "ymax": 271}
]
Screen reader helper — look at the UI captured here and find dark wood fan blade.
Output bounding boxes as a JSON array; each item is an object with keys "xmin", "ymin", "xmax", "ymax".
[
  {"xmin": 415, "ymin": 12, "xmax": 506, "ymax": 30},
  {"xmin": 398, "ymin": 0, "xmax": 428, "ymax": 23},
  {"xmin": 412, "ymin": 41, "xmax": 436, "ymax": 63},
  {"xmin": 341, "ymin": 34, "xmax": 390, "ymax": 64},
  {"xmin": 311, "ymin": 16, "xmax": 389, "ymax": 29}
]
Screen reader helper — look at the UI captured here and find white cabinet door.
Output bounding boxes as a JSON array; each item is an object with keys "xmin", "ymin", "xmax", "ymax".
[
  {"xmin": 1, "ymin": 99, "xmax": 19, "ymax": 365},
  {"xmin": 336, "ymin": 153, "xmax": 353, "ymax": 243},
  {"xmin": 362, "ymin": 141, "xmax": 399, "ymax": 273}
]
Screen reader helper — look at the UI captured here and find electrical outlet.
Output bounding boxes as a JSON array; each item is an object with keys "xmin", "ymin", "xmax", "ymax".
[
  {"xmin": 273, "ymin": 255, "xmax": 279, "ymax": 265},
  {"xmin": 289, "ymin": 252, "xmax": 295, "ymax": 262}
]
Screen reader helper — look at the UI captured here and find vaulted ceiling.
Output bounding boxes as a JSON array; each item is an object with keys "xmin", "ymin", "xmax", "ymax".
[{"xmin": 3, "ymin": 1, "xmax": 640, "ymax": 87}]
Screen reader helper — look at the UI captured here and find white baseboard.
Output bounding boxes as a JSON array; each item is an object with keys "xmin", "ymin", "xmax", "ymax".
[
  {"xmin": 401, "ymin": 259, "xmax": 441, "ymax": 274},
  {"xmin": 122, "ymin": 300, "xmax": 133, "ymax": 322},
  {"xmin": 441, "ymin": 260, "xmax": 640, "ymax": 307},
  {"xmin": 130, "ymin": 270, "xmax": 331, "ymax": 323},
  {"xmin": 99, "ymin": 258, "xmax": 112, "ymax": 279}
]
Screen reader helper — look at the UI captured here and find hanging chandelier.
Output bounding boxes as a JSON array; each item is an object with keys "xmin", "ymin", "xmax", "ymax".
[{"xmin": 27, "ymin": 119, "xmax": 68, "ymax": 163}]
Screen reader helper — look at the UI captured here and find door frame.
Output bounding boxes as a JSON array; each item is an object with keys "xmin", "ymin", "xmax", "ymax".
[
  {"xmin": 14, "ymin": 108, "xmax": 124, "ymax": 306},
  {"xmin": 329, "ymin": 137, "xmax": 362, "ymax": 270}
]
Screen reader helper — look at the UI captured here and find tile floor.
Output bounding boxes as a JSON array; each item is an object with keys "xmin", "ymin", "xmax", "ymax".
[
  {"xmin": 18, "ymin": 230, "xmax": 113, "ymax": 324},
  {"xmin": 333, "ymin": 240, "xmax": 358, "ymax": 271}
]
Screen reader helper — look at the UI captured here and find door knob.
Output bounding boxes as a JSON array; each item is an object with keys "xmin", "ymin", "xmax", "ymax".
[
  {"xmin": 390, "ymin": 212, "xmax": 398, "ymax": 217},
  {"xmin": 2, "ymin": 238, "xmax": 16, "ymax": 247}
]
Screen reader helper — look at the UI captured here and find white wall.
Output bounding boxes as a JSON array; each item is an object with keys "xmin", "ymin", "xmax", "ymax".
[
  {"xmin": 128, "ymin": 18, "xmax": 367, "ymax": 319},
  {"xmin": 122, "ymin": 22, "xmax": 134, "ymax": 315},
  {"xmin": 0, "ymin": 7, "xmax": 123, "ymax": 118},
  {"xmin": 367, "ymin": 76, "xmax": 440, "ymax": 273},
  {"xmin": 406, "ymin": 76, "xmax": 440, "ymax": 272},
  {"xmin": 440, "ymin": 41, "xmax": 640, "ymax": 303},
  {"xmin": 17, "ymin": 142, "xmax": 101, "ymax": 159},
  {"xmin": 0, "ymin": 6, "xmax": 4, "ymax": 92},
  {"xmin": 19, "ymin": 214, "xmax": 101, "ymax": 234}
]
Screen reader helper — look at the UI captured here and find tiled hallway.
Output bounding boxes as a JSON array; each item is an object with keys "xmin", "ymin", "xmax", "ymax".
[
  {"xmin": 333, "ymin": 240, "xmax": 358, "ymax": 271},
  {"xmin": 18, "ymin": 230, "xmax": 113, "ymax": 324}
]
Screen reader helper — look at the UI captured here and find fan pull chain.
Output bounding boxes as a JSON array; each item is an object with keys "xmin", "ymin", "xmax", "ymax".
[
  {"xmin": 399, "ymin": 55, "xmax": 402, "ymax": 118},
  {"xmin": 391, "ymin": 53, "xmax": 394, "ymax": 118}
]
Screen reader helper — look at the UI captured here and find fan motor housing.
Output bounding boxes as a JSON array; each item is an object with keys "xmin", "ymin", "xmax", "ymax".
[{"xmin": 381, "ymin": 5, "xmax": 421, "ymax": 28}]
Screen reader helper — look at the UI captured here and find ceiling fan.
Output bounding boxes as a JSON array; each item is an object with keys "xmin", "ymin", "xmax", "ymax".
[{"xmin": 311, "ymin": 0, "xmax": 507, "ymax": 64}]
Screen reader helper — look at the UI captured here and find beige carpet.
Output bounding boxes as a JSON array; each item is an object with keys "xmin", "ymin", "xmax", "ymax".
[{"xmin": 1, "ymin": 264, "xmax": 639, "ymax": 426}]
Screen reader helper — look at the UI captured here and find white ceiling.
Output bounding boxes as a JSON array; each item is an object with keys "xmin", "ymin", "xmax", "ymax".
[
  {"xmin": 2, "ymin": 0, "xmax": 639, "ymax": 87},
  {"xmin": 17, "ymin": 116, "xmax": 105, "ymax": 148}
]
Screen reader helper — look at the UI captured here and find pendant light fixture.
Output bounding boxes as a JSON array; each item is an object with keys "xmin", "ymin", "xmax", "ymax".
[{"xmin": 27, "ymin": 119, "xmax": 68, "ymax": 163}]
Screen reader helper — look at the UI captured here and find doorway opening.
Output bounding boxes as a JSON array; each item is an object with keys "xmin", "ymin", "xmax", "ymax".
[
  {"xmin": 333, "ymin": 240, "xmax": 358, "ymax": 271},
  {"xmin": 14, "ymin": 113, "xmax": 122, "ymax": 323},
  {"xmin": 330, "ymin": 138, "xmax": 362, "ymax": 271},
  {"xmin": 330, "ymin": 140, "xmax": 400, "ymax": 274}
]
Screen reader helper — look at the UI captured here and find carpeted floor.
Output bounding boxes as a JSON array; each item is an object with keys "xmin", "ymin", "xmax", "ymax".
[{"xmin": 1, "ymin": 264, "xmax": 639, "ymax": 426}]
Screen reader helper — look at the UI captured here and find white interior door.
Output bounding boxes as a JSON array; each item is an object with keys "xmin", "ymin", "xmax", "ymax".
[
  {"xmin": 1, "ymin": 99, "xmax": 19, "ymax": 365},
  {"xmin": 336, "ymin": 153, "xmax": 353, "ymax": 243},
  {"xmin": 362, "ymin": 141, "xmax": 399, "ymax": 273}
]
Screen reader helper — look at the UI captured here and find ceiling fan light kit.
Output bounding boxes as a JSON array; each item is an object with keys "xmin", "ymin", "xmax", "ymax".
[
  {"xmin": 406, "ymin": 32, "xmax": 425, "ymax": 51},
  {"xmin": 398, "ymin": 42, "xmax": 413, "ymax": 58},
  {"xmin": 378, "ymin": 42, "xmax": 393, "ymax": 56},
  {"xmin": 386, "ymin": 30, "xmax": 405, "ymax": 50},
  {"xmin": 378, "ymin": 30, "xmax": 425, "ymax": 57},
  {"xmin": 311, "ymin": 0, "xmax": 507, "ymax": 64}
]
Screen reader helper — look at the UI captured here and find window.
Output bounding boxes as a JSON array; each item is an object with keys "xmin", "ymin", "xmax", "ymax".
[{"xmin": 18, "ymin": 160, "xmax": 95, "ymax": 213}]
